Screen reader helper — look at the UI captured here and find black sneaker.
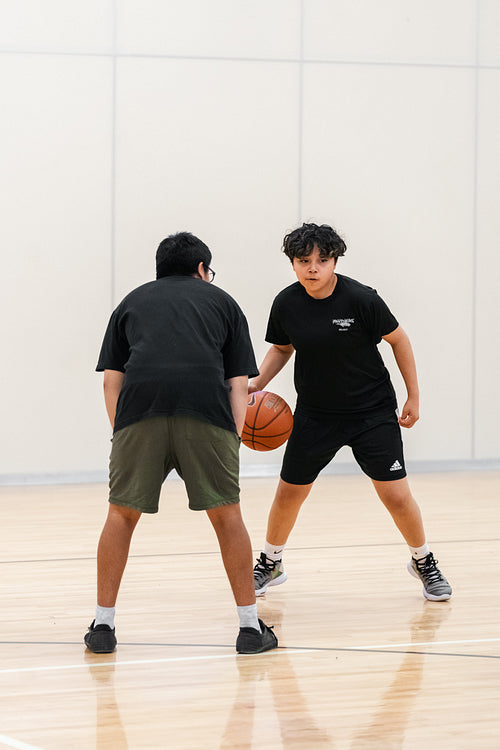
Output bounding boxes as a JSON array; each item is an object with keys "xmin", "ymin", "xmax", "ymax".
[
  {"xmin": 408, "ymin": 552, "xmax": 452, "ymax": 601},
  {"xmin": 236, "ymin": 618, "xmax": 278, "ymax": 654},
  {"xmin": 84, "ymin": 620, "xmax": 117, "ymax": 653},
  {"xmin": 253, "ymin": 552, "xmax": 288, "ymax": 596}
]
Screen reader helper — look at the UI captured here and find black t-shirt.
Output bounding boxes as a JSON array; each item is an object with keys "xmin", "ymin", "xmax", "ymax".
[
  {"xmin": 97, "ymin": 276, "xmax": 258, "ymax": 433},
  {"xmin": 266, "ymin": 274, "xmax": 399, "ymax": 415}
]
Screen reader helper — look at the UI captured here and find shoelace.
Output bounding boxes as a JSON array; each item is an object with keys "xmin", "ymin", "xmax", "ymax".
[
  {"xmin": 415, "ymin": 553, "xmax": 445, "ymax": 584},
  {"xmin": 254, "ymin": 554, "xmax": 278, "ymax": 584}
]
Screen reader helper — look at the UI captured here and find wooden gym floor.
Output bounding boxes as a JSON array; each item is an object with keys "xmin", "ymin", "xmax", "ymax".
[{"xmin": 0, "ymin": 471, "xmax": 499, "ymax": 749}]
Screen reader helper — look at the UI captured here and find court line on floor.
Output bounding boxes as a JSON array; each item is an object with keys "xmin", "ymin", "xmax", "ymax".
[
  {"xmin": 1, "ymin": 537, "xmax": 497, "ymax": 565},
  {"xmin": 0, "ymin": 637, "xmax": 499, "ymax": 675}
]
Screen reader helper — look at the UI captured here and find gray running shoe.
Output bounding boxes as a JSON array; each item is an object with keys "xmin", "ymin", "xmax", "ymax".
[
  {"xmin": 253, "ymin": 552, "xmax": 288, "ymax": 596},
  {"xmin": 408, "ymin": 552, "xmax": 452, "ymax": 601}
]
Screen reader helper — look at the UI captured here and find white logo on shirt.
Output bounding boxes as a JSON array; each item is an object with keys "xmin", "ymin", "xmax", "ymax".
[{"xmin": 332, "ymin": 318, "xmax": 354, "ymax": 330}]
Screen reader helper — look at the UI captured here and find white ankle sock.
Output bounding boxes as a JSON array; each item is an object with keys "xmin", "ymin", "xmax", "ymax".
[
  {"xmin": 237, "ymin": 603, "xmax": 260, "ymax": 631},
  {"xmin": 95, "ymin": 605, "xmax": 115, "ymax": 629},
  {"xmin": 264, "ymin": 540, "xmax": 285, "ymax": 563},
  {"xmin": 409, "ymin": 543, "xmax": 430, "ymax": 561}
]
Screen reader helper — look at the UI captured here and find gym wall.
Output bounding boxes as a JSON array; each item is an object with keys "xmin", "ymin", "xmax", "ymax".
[{"xmin": 1, "ymin": 1, "xmax": 499, "ymax": 484}]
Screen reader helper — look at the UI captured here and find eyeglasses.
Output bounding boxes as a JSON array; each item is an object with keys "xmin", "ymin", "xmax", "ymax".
[{"xmin": 206, "ymin": 266, "xmax": 216, "ymax": 283}]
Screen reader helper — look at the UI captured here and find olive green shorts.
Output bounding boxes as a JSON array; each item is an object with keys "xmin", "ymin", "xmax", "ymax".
[{"xmin": 108, "ymin": 415, "xmax": 241, "ymax": 513}]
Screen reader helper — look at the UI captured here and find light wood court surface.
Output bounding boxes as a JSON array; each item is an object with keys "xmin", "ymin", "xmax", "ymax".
[{"xmin": 0, "ymin": 471, "xmax": 499, "ymax": 749}]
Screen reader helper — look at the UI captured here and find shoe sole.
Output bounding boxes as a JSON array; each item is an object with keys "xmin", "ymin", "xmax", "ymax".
[
  {"xmin": 84, "ymin": 635, "xmax": 117, "ymax": 654},
  {"xmin": 255, "ymin": 571, "xmax": 288, "ymax": 596},
  {"xmin": 407, "ymin": 561, "xmax": 452, "ymax": 601},
  {"xmin": 237, "ymin": 634, "xmax": 278, "ymax": 654},
  {"xmin": 85, "ymin": 643, "xmax": 116, "ymax": 653},
  {"xmin": 85, "ymin": 644, "xmax": 116, "ymax": 653},
  {"xmin": 237, "ymin": 642, "xmax": 277, "ymax": 654}
]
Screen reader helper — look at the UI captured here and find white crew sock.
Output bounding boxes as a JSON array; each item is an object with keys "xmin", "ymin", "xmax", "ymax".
[
  {"xmin": 264, "ymin": 540, "xmax": 285, "ymax": 564},
  {"xmin": 409, "ymin": 542, "xmax": 430, "ymax": 561},
  {"xmin": 237, "ymin": 603, "xmax": 260, "ymax": 632},
  {"xmin": 95, "ymin": 605, "xmax": 115, "ymax": 629}
]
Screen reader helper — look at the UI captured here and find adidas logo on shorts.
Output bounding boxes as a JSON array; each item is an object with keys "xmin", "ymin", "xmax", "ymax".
[{"xmin": 390, "ymin": 460, "xmax": 403, "ymax": 472}]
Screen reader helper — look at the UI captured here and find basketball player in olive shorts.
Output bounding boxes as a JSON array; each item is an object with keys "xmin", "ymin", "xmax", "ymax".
[
  {"xmin": 84, "ymin": 232, "xmax": 277, "ymax": 655},
  {"xmin": 251, "ymin": 223, "xmax": 452, "ymax": 602}
]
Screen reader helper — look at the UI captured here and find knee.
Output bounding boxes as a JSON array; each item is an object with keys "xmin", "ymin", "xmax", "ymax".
[
  {"xmin": 275, "ymin": 480, "xmax": 312, "ymax": 507},
  {"xmin": 207, "ymin": 504, "xmax": 246, "ymax": 536},
  {"xmin": 107, "ymin": 503, "xmax": 142, "ymax": 529},
  {"xmin": 383, "ymin": 490, "xmax": 417, "ymax": 515}
]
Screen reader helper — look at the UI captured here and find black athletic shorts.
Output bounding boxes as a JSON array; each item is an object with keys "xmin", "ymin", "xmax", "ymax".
[{"xmin": 281, "ymin": 408, "xmax": 407, "ymax": 485}]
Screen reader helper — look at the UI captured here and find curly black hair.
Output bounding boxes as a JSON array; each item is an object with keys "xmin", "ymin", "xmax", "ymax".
[{"xmin": 283, "ymin": 223, "xmax": 347, "ymax": 262}]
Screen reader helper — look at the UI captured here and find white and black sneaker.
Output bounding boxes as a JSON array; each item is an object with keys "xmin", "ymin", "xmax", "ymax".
[
  {"xmin": 253, "ymin": 552, "xmax": 288, "ymax": 596},
  {"xmin": 408, "ymin": 553, "xmax": 452, "ymax": 601}
]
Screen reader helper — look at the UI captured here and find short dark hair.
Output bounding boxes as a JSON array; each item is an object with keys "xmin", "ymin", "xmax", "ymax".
[
  {"xmin": 156, "ymin": 232, "xmax": 212, "ymax": 279},
  {"xmin": 283, "ymin": 223, "xmax": 347, "ymax": 262}
]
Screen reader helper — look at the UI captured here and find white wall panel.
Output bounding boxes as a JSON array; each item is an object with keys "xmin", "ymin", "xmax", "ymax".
[
  {"xmin": 479, "ymin": 0, "xmax": 500, "ymax": 65},
  {"xmin": 0, "ymin": 1, "xmax": 113, "ymax": 53},
  {"xmin": 116, "ymin": 0, "xmax": 301, "ymax": 59},
  {"xmin": 0, "ymin": 55, "xmax": 113, "ymax": 476},
  {"xmin": 1, "ymin": 1, "xmax": 499, "ymax": 483},
  {"xmin": 303, "ymin": 0, "xmax": 477, "ymax": 64},
  {"xmin": 474, "ymin": 70, "xmax": 500, "ymax": 459},
  {"xmin": 113, "ymin": 57, "xmax": 300, "ymax": 470},
  {"xmin": 301, "ymin": 64, "xmax": 476, "ymax": 461}
]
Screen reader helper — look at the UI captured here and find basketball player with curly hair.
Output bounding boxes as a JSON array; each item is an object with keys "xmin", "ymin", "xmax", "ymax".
[{"xmin": 250, "ymin": 223, "xmax": 451, "ymax": 602}]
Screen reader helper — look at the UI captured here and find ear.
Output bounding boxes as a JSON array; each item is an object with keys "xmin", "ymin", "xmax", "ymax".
[{"xmin": 195, "ymin": 261, "xmax": 205, "ymax": 279}]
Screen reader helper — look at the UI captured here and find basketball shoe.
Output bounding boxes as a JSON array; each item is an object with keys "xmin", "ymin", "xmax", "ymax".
[
  {"xmin": 84, "ymin": 620, "xmax": 117, "ymax": 653},
  {"xmin": 253, "ymin": 552, "xmax": 288, "ymax": 596},
  {"xmin": 407, "ymin": 552, "xmax": 452, "ymax": 601},
  {"xmin": 236, "ymin": 618, "xmax": 278, "ymax": 654}
]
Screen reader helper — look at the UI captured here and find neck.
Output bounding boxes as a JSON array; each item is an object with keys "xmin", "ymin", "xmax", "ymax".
[{"xmin": 309, "ymin": 273, "xmax": 338, "ymax": 299}]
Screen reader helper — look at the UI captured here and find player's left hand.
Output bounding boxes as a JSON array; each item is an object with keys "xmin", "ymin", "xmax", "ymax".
[{"xmin": 398, "ymin": 398, "xmax": 419, "ymax": 429}]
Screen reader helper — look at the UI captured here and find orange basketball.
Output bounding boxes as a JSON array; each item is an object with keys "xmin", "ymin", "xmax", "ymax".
[{"xmin": 242, "ymin": 391, "xmax": 293, "ymax": 451}]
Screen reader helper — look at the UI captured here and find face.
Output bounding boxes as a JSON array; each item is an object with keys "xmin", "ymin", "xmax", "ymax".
[{"xmin": 292, "ymin": 245, "xmax": 337, "ymax": 299}]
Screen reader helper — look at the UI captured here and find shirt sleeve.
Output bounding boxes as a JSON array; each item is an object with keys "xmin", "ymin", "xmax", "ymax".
[
  {"xmin": 265, "ymin": 298, "xmax": 291, "ymax": 346},
  {"xmin": 221, "ymin": 305, "xmax": 259, "ymax": 379},
  {"xmin": 96, "ymin": 307, "xmax": 130, "ymax": 372},
  {"xmin": 368, "ymin": 293, "xmax": 399, "ymax": 342}
]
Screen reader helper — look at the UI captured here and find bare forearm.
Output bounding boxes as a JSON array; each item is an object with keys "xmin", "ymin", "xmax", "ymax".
[
  {"xmin": 383, "ymin": 326, "xmax": 419, "ymax": 427},
  {"xmin": 250, "ymin": 344, "xmax": 294, "ymax": 391},
  {"xmin": 103, "ymin": 370, "xmax": 125, "ymax": 428},
  {"xmin": 383, "ymin": 327, "xmax": 419, "ymax": 397},
  {"xmin": 392, "ymin": 339, "xmax": 419, "ymax": 426},
  {"xmin": 392, "ymin": 338, "xmax": 419, "ymax": 399},
  {"xmin": 228, "ymin": 375, "xmax": 249, "ymax": 436}
]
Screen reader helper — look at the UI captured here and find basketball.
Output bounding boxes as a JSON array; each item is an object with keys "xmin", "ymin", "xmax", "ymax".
[{"xmin": 242, "ymin": 391, "xmax": 293, "ymax": 451}]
